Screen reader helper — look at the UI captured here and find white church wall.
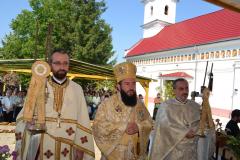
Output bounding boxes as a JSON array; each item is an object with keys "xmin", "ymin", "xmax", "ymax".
[
  {"xmin": 132, "ymin": 47, "xmax": 240, "ymax": 115},
  {"xmin": 143, "ymin": 23, "xmax": 164, "ymax": 38}
]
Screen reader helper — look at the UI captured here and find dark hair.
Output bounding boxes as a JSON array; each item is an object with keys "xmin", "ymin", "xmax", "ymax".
[
  {"xmin": 173, "ymin": 78, "xmax": 188, "ymax": 89},
  {"xmin": 231, "ymin": 109, "xmax": 240, "ymax": 118},
  {"xmin": 49, "ymin": 48, "xmax": 69, "ymax": 63}
]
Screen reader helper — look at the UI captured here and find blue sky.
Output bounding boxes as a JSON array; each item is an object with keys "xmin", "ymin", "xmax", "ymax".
[{"xmin": 0, "ymin": 0, "xmax": 221, "ymax": 63}]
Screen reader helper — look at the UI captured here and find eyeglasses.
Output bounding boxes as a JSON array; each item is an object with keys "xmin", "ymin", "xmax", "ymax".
[{"xmin": 52, "ymin": 61, "xmax": 69, "ymax": 67}]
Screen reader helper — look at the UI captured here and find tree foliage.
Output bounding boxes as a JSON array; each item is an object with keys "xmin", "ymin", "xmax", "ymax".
[
  {"xmin": 164, "ymin": 80, "xmax": 175, "ymax": 100},
  {"xmin": 1, "ymin": 0, "xmax": 114, "ymax": 65},
  {"xmin": 94, "ymin": 79, "xmax": 116, "ymax": 92}
]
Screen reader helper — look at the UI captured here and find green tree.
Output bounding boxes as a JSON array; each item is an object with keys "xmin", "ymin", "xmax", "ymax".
[
  {"xmin": 1, "ymin": 0, "xmax": 114, "ymax": 65},
  {"xmin": 94, "ymin": 79, "xmax": 116, "ymax": 92},
  {"xmin": 164, "ymin": 80, "xmax": 175, "ymax": 100}
]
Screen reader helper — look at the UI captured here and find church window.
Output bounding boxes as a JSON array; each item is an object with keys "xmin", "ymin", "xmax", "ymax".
[
  {"xmin": 221, "ymin": 50, "xmax": 225, "ymax": 58},
  {"xmin": 180, "ymin": 55, "xmax": 183, "ymax": 61},
  {"xmin": 215, "ymin": 51, "xmax": 220, "ymax": 58},
  {"xmin": 232, "ymin": 49, "xmax": 237, "ymax": 57},
  {"xmin": 151, "ymin": 6, "xmax": 153, "ymax": 16},
  {"xmin": 192, "ymin": 54, "xmax": 196, "ymax": 60},
  {"xmin": 196, "ymin": 54, "xmax": 200, "ymax": 60},
  {"xmin": 210, "ymin": 52, "xmax": 214, "ymax": 59},
  {"xmin": 177, "ymin": 56, "xmax": 180, "ymax": 61},
  {"xmin": 205, "ymin": 52, "xmax": 209, "ymax": 59},
  {"xmin": 226, "ymin": 50, "xmax": 231, "ymax": 57},
  {"xmin": 164, "ymin": 5, "xmax": 169, "ymax": 15},
  {"xmin": 201, "ymin": 53, "xmax": 204, "ymax": 60}
]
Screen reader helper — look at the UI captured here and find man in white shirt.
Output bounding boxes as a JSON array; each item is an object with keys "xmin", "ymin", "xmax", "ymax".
[{"xmin": 1, "ymin": 89, "xmax": 14, "ymax": 122}]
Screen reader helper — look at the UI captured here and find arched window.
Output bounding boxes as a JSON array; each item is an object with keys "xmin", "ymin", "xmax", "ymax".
[
  {"xmin": 210, "ymin": 52, "xmax": 214, "ymax": 59},
  {"xmin": 215, "ymin": 51, "xmax": 220, "ymax": 58},
  {"xmin": 164, "ymin": 5, "xmax": 169, "ymax": 15},
  {"xmin": 151, "ymin": 6, "xmax": 153, "ymax": 16},
  {"xmin": 221, "ymin": 50, "xmax": 225, "ymax": 58},
  {"xmin": 232, "ymin": 49, "xmax": 237, "ymax": 57}
]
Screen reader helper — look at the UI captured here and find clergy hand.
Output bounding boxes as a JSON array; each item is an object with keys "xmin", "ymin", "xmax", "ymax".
[
  {"xmin": 185, "ymin": 129, "xmax": 195, "ymax": 139},
  {"xmin": 126, "ymin": 122, "xmax": 139, "ymax": 135}
]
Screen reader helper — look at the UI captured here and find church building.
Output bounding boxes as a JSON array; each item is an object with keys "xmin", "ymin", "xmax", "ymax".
[{"xmin": 125, "ymin": 0, "xmax": 240, "ymax": 119}]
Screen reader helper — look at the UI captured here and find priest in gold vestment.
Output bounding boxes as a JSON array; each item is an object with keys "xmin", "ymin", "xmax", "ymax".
[
  {"xmin": 93, "ymin": 62, "xmax": 153, "ymax": 160},
  {"xmin": 150, "ymin": 78, "xmax": 200, "ymax": 160},
  {"xmin": 15, "ymin": 49, "xmax": 95, "ymax": 160}
]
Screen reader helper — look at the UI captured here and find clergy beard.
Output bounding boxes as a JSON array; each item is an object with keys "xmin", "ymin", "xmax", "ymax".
[
  {"xmin": 53, "ymin": 70, "xmax": 67, "ymax": 80},
  {"xmin": 120, "ymin": 89, "xmax": 137, "ymax": 107}
]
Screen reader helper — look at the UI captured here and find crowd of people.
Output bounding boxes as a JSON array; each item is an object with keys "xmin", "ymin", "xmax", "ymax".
[
  {"xmin": 84, "ymin": 89, "xmax": 113, "ymax": 120},
  {"xmin": 0, "ymin": 88, "xmax": 26, "ymax": 123},
  {"xmin": 0, "ymin": 87, "xmax": 113, "ymax": 122},
  {"xmin": 0, "ymin": 48, "xmax": 237, "ymax": 160}
]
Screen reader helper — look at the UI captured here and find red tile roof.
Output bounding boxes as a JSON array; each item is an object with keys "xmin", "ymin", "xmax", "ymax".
[
  {"xmin": 161, "ymin": 72, "xmax": 193, "ymax": 79},
  {"xmin": 126, "ymin": 9, "xmax": 240, "ymax": 57}
]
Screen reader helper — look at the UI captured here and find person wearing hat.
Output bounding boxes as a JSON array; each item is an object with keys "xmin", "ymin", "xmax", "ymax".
[
  {"xmin": 93, "ymin": 62, "xmax": 153, "ymax": 160},
  {"xmin": 15, "ymin": 49, "xmax": 95, "ymax": 160}
]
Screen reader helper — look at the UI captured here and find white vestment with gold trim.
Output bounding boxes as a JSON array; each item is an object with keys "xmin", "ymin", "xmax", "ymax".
[
  {"xmin": 15, "ymin": 80, "xmax": 95, "ymax": 160},
  {"xmin": 150, "ymin": 99, "xmax": 200, "ymax": 160}
]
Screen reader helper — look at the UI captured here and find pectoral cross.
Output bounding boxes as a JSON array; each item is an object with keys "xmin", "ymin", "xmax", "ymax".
[{"xmin": 57, "ymin": 113, "xmax": 61, "ymax": 128}]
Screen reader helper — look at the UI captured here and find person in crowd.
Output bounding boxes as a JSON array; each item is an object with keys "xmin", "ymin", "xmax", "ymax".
[
  {"xmin": 15, "ymin": 49, "xmax": 95, "ymax": 160},
  {"xmin": 153, "ymin": 93, "xmax": 162, "ymax": 120},
  {"xmin": 11, "ymin": 88, "xmax": 19, "ymax": 122},
  {"xmin": 1, "ymin": 89, "xmax": 14, "ymax": 123},
  {"xmin": 13, "ymin": 90, "xmax": 25, "ymax": 121},
  {"xmin": 92, "ymin": 92, "xmax": 101, "ymax": 119},
  {"xmin": 225, "ymin": 109, "xmax": 240, "ymax": 137},
  {"xmin": 93, "ymin": 62, "xmax": 153, "ymax": 160},
  {"xmin": 150, "ymin": 78, "xmax": 200, "ymax": 160},
  {"xmin": 0, "ymin": 93, "xmax": 3, "ymax": 121},
  {"xmin": 138, "ymin": 94, "xmax": 144, "ymax": 103}
]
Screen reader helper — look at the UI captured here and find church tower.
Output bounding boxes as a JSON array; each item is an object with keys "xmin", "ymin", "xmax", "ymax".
[{"xmin": 141, "ymin": 0, "xmax": 178, "ymax": 38}]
